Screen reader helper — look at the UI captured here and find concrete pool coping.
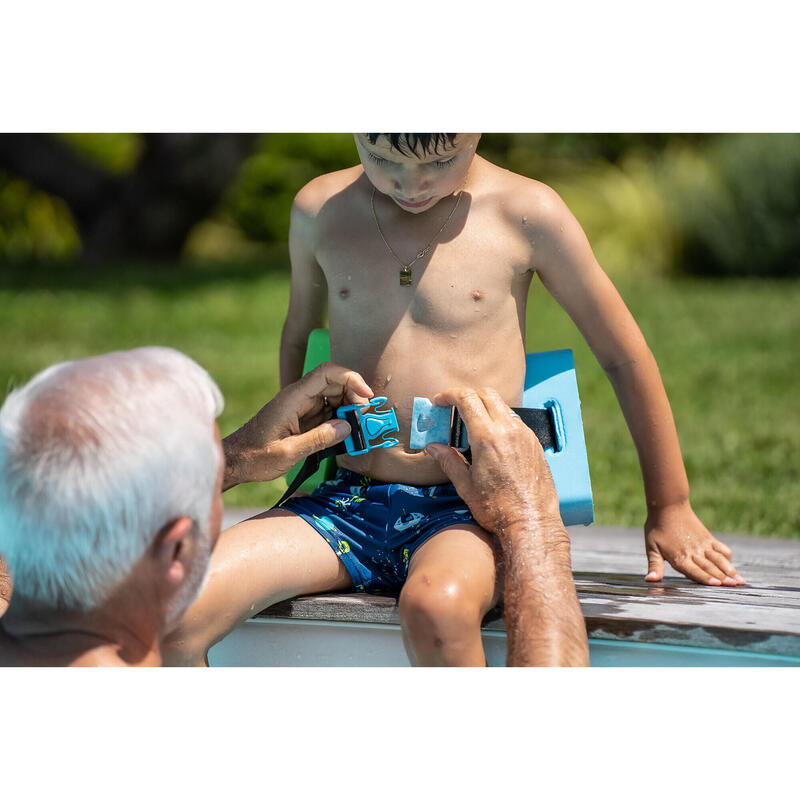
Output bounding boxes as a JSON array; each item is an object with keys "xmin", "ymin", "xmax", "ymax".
[{"xmin": 222, "ymin": 508, "xmax": 800, "ymax": 659}]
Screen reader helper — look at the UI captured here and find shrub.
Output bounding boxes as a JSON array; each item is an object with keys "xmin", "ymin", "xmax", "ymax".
[{"xmin": 663, "ymin": 134, "xmax": 800, "ymax": 277}]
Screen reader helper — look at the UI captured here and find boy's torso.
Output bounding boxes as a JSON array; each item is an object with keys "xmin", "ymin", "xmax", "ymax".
[{"xmin": 311, "ymin": 157, "xmax": 540, "ymax": 484}]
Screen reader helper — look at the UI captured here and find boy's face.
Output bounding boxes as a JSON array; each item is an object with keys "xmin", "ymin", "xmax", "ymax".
[{"xmin": 354, "ymin": 134, "xmax": 481, "ymax": 214}]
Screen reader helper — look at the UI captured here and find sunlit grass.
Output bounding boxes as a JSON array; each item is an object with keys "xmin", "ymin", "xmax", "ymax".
[{"xmin": 1, "ymin": 258, "xmax": 798, "ymax": 537}]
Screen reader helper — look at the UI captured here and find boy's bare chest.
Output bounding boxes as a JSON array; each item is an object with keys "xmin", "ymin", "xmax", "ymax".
[{"xmin": 316, "ymin": 213, "xmax": 531, "ymax": 335}]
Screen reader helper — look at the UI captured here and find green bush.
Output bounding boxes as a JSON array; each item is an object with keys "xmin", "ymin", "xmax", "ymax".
[
  {"xmin": 3, "ymin": 133, "xmax": 800, "ymax": 277},
  {"xmin": 220, "ymin": 133, "xmax": 358, "ymax": 244},
  {"xmin": 0, "ymin": 170, "xmax": 80, "ymax": 260},
  {"xmin": 662, "ymin": 134, "xmax": 800, "ymax": 277}
]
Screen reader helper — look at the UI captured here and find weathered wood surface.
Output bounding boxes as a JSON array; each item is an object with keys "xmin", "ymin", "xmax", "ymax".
[{"xmin": 222, "ymin": 509, "xmax": 800, "ymax": 657}]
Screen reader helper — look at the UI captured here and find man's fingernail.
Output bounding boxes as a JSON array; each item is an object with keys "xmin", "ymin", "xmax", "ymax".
[
  {"xmin": 331, "ymin": 420, "xmax": 350, "ymax": 435},
  {"xmin": 709, "ymin": 577, "xmax": 722, "ymax": 585},
  {"xmin": 645, "ymin": 571, "xmax": 657, "ymax": 580},
  {"xmin": 424, "ymin": 446, "xmax": 439, "ymax": 461},
  {"xmin": 735, "ymin": 573, "xmax": 746, "ymax": 582}
]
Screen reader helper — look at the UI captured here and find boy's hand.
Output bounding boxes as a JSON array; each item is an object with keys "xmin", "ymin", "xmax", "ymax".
[{"xmin": 644, "ymin": 501, "xmax": 746, "ymax": 586}]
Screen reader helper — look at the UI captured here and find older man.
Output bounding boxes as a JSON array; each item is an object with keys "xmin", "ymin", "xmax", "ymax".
[
  {"xmin": 0, "ymin": 348, "xmax": 588, "ymax": 667},
  {"xmin": 0, "ymin": 348, "xmax": 369, "ymax": 666}
]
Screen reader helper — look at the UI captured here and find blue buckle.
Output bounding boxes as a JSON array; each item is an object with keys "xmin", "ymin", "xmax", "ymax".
[{"xmin": 336, "ymin": 396, "xmax": 400, "ymax": 456}]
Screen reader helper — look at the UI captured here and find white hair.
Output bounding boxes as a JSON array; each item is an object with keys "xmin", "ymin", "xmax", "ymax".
[{"xmin": 0, "ymin": 347, "xmax": 224, "ymax": 611}]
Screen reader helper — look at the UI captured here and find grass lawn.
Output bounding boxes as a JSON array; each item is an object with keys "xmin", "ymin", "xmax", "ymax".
[{"xmin": 1, "ymin": 254, "xmax": 798, "ymax": 538}]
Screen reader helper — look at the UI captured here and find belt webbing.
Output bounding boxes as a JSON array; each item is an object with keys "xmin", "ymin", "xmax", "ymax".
[{"xmin": 273, "ymin": 405, "xmax": 557, "ymax": 508}]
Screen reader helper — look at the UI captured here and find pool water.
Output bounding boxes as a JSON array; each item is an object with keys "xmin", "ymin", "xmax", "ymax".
[{"xmin": 587, "ymin": 638, "xmax": 800, "ymax": 667}]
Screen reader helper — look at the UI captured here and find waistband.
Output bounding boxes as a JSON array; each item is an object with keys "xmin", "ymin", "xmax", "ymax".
[{"xmin": 333, "ymin": 467, "xmax": 454, "ymax": 492}]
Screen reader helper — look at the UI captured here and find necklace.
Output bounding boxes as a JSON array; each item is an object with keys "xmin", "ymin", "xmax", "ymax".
[{"xmin": 371, "ymin": 185, "xmax": 464, "ymax": 286}]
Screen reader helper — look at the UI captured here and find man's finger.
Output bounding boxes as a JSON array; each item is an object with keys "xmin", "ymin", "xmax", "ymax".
[
  {"xmin": 282, "ymin": 419, "xmax": 351, "ymax": 465},
  {"xmin": 478, "ymin": 387, "xmax": 516, "ymax": 424},
  {"xmin": 426, "ymin": 443, "xmax": 471, "ymax": 497},
  {"xmin": 298, "ymin": 363, "xmax": 373, "ymax": 409},
  {"xmin": 432, "ymin": 388, "xmax": 491, "ymax": 439}
]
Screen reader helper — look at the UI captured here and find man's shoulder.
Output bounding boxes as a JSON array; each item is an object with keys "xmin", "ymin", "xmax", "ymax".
[{"xmin": 293, "ymin": 166, "xmax": 365, "ymax": 220}]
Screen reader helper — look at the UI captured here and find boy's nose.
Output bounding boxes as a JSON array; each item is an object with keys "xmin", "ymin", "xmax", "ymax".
[
  {"xmin": 395, "ymin": 174, "xmax": 429, "ymax": 199},
  {"xmin": 394, "ymin": 167, "xmax": 428, "ymax": 201}
]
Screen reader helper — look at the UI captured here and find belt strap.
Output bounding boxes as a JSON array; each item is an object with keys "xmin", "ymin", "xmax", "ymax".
[
  {"xmin": 274, "ymin": 404, "xmax": 558, "ymax": 509},
  {"xmin": 273, "ymin": 440, "xmax": 346, "ymax": 508}
]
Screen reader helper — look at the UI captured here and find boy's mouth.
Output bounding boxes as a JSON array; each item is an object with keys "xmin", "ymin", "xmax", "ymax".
[{"xmin": 395, "ymin": 196, "xmax": 433, "ymax": 209}]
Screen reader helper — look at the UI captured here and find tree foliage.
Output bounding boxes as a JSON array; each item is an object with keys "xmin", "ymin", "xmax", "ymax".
[{"xmin": 1, "ymin": 132, "xmax": 799, "ymax": 277}]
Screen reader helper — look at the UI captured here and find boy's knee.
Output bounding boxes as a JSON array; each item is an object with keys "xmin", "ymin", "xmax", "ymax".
[{"xmin": 399, "ymin": 572, "xmax": 481, "ymax": 641}]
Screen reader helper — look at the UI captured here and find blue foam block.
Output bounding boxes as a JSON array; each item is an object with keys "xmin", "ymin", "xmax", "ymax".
[{"xmin": 522, "ymin": 350, "xmax": 593, "ymax": 526}]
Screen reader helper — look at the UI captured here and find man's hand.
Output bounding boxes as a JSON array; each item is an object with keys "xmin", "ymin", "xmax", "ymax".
[
  {"xmin": 425, "ymin": 387, "xmax": 588, "ymax": 667},
  {"xmin": 424, "ymin": 387, "xmax": 563, "ymax": 539},
  {"xmin": 645, "ymin": 501, "xmax": 746, "ymax": 586},
  {"xmin": 223, "ymin": 362, "xmax": 373, "ymax": 489},
  {"xmin": 0, "ymin": 555, "xmax": 12, "ymax": 618}
]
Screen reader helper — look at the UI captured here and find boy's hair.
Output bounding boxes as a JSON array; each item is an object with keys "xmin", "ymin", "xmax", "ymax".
[{"xmin": 366, "ymin": 133, "xmax": 458, "ymax": 158}]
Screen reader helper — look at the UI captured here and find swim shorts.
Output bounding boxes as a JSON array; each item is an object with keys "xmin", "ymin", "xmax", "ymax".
[{"xmin": 280, "ymin": 468, "xmax": 477, "ymax": 593}]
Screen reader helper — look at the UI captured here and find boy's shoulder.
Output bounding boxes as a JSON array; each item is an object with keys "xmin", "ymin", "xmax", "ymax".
[
  {"xmin": 292, "ymin": 166, "xmax": 365, "ymax": 220},
  {"xmin": 477, "ymin": 157, "xmax": 566, "ymax": 225}
]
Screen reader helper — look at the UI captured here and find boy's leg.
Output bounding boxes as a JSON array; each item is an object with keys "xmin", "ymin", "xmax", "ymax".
[
  {"xmin": 398, "ymin": 524, "xmax": 502, "ymax": 667},
  {"xmin": 163, "ymin": 509, "xmax": 352, "ymax": 665}
]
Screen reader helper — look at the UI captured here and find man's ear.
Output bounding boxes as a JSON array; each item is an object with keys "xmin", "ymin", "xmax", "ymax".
[{"xmin": 154, "ymin": 517, "xmax": 194, "ymax": 586}]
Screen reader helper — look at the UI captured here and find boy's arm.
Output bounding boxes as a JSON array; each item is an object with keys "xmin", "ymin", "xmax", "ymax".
[
  {"xmin": 279, "ymin": 186, "xmax": 328, "ymax": 388},
  {"xmin": 525, "ymin": 187, "xmax": 744, "ymax": 587}
]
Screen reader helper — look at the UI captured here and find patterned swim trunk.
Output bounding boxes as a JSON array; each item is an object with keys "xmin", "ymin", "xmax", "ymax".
[{"xmin": 280, "ymin": 468, "xmax": 477, "ymax": 593}]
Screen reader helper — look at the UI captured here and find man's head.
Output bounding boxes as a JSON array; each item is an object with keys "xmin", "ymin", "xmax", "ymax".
[
  {"xmin": 0, "ymin": 348, "xmax": 224, "ymax": 631},
  {"xmin": 354, "ymin": 133, "xmax": 481, "ymax": 214}
]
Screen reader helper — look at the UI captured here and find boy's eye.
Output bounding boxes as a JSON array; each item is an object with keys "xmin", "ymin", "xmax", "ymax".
[
  {"xmin": 431, "ymin": 157, "xmax": 456, "ymax": 169},
  {"xmin": 367, "ymin": 152, "xmax": 389, "ymax": 166}
]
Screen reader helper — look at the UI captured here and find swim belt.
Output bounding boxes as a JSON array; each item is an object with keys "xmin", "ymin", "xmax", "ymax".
[{"xmin": 280, "ymin": 468, "xmax": 477, "ymax": 593}]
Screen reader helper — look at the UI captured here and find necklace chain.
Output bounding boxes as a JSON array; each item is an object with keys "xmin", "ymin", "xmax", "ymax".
[{"xmin": 370, "ymin": 185, "xmax": 464, "ymax": 285}]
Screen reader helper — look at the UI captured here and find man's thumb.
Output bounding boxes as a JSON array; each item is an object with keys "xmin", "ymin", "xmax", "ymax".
[
  {"xmin": 287, "ymin": 419, "xmax": 350, "ymax": 463},
  {"xmin": 645, "ymin": 548, "xmax": 664, "ymax": 582},
  {"xmin": 425, "ymin": 443, "xmax": 470, "ymax": 492}
]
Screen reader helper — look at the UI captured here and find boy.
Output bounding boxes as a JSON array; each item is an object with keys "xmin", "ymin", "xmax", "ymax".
[{"xmin": 173, "ymin": 133, "xmax": 744, "ymax": 667}]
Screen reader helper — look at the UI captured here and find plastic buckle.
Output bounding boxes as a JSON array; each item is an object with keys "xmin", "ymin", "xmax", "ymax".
[
  {"xmin": 409, "ymin": 397, "xmax": 469, "ymax": 452},
  {"xmin": 336, "ymin": 396, "xmax": 400, "ymax": 456}
]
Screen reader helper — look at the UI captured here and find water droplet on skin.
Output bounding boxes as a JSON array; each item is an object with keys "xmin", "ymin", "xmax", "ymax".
[{"xmin": 522, "ymin": 216, "xmax": 528, "ymax": 223}]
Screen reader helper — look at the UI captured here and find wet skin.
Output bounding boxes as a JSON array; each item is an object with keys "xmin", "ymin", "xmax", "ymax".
[{"xmin": 282, "ymin": 141, "xmax": 532, "ymax": 485}]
